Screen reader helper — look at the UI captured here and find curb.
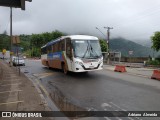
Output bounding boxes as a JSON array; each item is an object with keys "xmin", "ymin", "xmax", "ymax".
[{"xmin": 105, "ymin": 68, "xmax": 150, "ymax": 79}]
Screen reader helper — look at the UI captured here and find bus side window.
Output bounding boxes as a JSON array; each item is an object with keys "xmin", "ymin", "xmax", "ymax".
[
  {"xmin": 59, "ymin": 40, "xmax": 65, "ymax": 51},
  {"xmin": 66, "ymin": 38, "xmax": 72, "ymax": 58},
  {"xmin": 53, "ymin": 44, "xmax": 55, "ymax": 52},
  {"xmin": 47, "ymin": 46, "xmax": 49, "ymax": 54}
]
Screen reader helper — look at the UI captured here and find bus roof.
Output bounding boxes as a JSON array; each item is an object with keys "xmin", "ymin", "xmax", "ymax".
[
  {"xmin": 41, "ymin": 35, "xmax": 99, "ymax": 48},
  {"xmin": 67, "ymin": 35, "xmax": 98, "ymax": 40}
]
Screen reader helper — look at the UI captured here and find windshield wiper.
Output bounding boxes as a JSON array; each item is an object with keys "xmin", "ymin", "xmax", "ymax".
[
  {"xmin": 82, "ymin": 41, "xmax": 90, "ymax": 58},
  {"xmin": 90, "ymin": 45, "xmax": 100, "ymax": 58}
]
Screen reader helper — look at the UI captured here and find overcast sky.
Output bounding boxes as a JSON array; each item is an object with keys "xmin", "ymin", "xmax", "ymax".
[{"xmin": 1, "ymin": 0, "xmax": 160, "ymax": 41}]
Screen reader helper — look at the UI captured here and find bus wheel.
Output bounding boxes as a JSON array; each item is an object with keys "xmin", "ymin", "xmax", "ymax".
[{"xmin": 62, "ymin": 64, "xmax": 68, "ymax": 74}]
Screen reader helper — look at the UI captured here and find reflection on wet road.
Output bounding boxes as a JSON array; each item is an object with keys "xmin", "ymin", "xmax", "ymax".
[{"xmin": 22, "ymin": 60, "xmax": 160, "ymax": 119}]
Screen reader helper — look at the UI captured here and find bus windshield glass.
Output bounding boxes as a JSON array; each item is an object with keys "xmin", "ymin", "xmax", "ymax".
[{"xmin": 72, "ymin": 40, "xmax": 102, "ymax": 59}]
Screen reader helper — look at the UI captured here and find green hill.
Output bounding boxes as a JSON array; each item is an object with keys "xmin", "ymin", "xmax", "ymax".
[{"xmin": 109, "ymin": 37, "xmax": 159, "ymax": 57}]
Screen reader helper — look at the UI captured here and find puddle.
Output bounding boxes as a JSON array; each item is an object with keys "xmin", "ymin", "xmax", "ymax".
[
  {"xmin": 49, "ymin": 84, "xmax": 89, "ymax": 118},
  {"xmin": 24, "ymin": 72, "xmax": 91, "ymax": 118}
]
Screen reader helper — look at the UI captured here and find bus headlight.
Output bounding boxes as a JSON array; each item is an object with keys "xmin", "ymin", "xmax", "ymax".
[
  {"xmin": 79, "ymin": 62, "xmax": 83, "ymax": 65},
  {"xmin": 75, "ymin": 61, "xmax": 83, "ymax": 65}
]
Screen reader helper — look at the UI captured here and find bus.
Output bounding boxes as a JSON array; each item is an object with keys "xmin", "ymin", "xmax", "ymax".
[{"xmin": 41, "ymin": 35, "xmax": 103, "ymax": 74}]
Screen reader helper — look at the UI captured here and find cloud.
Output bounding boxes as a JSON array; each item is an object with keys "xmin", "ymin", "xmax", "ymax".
[{"xmin": 0, "ymin": 0, "xmax": 160, "ymax": 40}]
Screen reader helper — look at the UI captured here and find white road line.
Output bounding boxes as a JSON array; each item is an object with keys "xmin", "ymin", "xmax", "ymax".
[
  {"xmin": 0, "ymin": 101, "xmax": 24, "ymax": 105},
  {"xmin": 0, "ymin": 83, "xmax": 21, "ymax": 86},
  {"xmin": 101, "ymin": 103, "xmax": 123, "ymax": 120},
  {"xmin": 1, "ymin": 79, "xmax": 20, "ymax": 81},
  {"xmin": 110, "ymin": 102, "xmax": 127, "ymax": 111},
  {"xmin": 104, "ymin": 117, "xmax": 111, "ymax": 120},
  {"xmin": 101, "ymin": 103, "xmax": 112, "ymax": 108},
  {"xmin": 33, "ymin": 72, "xmax": 54, "ymax": 79},
  {"xmin": 0, "ymin": 90, "xmax": 22, "ymax": 94},
  {"xmin": 116, "ymin": 117, "xmax": 122, "ymax": 120},
  {"xmin": 109, "ymin": 102, "xmax": 135, "ymax": 120}
]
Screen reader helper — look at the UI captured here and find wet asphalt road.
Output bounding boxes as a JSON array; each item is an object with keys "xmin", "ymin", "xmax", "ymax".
[{"xmin": 21, "ymin": 59, "xmax": 160, "ymax": 119}]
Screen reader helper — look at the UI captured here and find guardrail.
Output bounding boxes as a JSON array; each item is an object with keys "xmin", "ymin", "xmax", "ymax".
[{"xmin": 112, "ymin": 62, "xmax": 144, "ymax": 68}]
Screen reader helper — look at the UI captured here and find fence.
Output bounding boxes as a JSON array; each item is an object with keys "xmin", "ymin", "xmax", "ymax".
[{"xmin": 120, "ymin": 57, "xmax": 149, "ymax": 63}]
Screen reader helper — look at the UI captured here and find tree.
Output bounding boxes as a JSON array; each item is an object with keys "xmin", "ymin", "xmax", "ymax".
[
  {"xmin": 3, "ymin": 30, "xmax": 7, "ymax": 35},
  {"xmin": 99, "ymin": 39, "xmax": 107, "ymax": 52},
  {"xmin": 151, "ymin": 31, "xmax": 160, "ymax": 51},
  {"xmin": 0, "ymin": 34, "xmax": 10, "ymax": 51}
]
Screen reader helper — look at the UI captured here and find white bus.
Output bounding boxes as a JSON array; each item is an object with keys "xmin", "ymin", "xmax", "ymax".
[{"xmin": 41, "ymin": 35, "xmax": 103, "ymax": 74}]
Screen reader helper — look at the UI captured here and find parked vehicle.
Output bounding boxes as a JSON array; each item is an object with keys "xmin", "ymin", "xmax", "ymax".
[{"xmin": 13, "ymin": 57, "xmax": 25, "ymax": 66}]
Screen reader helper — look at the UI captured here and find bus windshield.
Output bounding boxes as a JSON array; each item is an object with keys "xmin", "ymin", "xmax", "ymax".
[{"xmin": 72, "ymin": 40, "xmax": 102, "ymax": 59}]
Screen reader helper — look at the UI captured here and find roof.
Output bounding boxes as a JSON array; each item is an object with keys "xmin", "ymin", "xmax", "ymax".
[
  {"xmin": 41, "ymin": 35, "xmax": 99, "ymax": 48},
  {"xmin": 0, "ymin": 0, "xmax": 32, "ymax": 10},
  {"xmin": 67, "ymin": 35, "xmax": 98, "ymax": 40}
]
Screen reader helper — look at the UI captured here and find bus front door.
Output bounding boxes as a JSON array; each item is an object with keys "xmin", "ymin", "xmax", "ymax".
[{"xmin": 66, "ymin": 38, "xmax": 73, "ymax": 71}]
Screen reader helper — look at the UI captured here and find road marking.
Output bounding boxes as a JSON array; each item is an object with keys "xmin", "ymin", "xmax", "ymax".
[
  {"xmin": 0, "ymin": 101, "xmax": 24, "ymax": 105},
  {"xmin": 0, "ymin": 90, "xmax": 22, "ymax": 94},
  {"xmin": 1, "ymin": 79, "xmax": 20, "ymax": 82},
  {"xmin": 110, "ymin": 102, "xmax": 141, "ymax": 120},
  {"xmin": 116, "ymin": 118, "xmax": 122, "ymax": 120},
  {"xmin": 0, "ymin": 83, "xmax": 21, "ymax": 86},
  {"xmin": 39, "ymin": 73, "xmax": 54, "ymax": 78},
  {"xmin": 101, "ymin": 103, "xmax": 112, "ymax": 108},
  {"xmin": 104, "ymin": 117, "xmax": 111, "ymax": 120},
  {"xmin": 33, "ymin": 72, "xmax": 52, "ymax": 76},
  {"xmin": 101, "ymin": 103, "xmax": 124, "ymax": 120},
  {"xmin": 5, "ymin": 77, "xmax": 19, "ymax": 79},
  {"xmin": 127, "ymin": 72, "xmax": 149, "ymax": 78},
  {"xmin": 105, "ymin": 68, "xmax": 150, "ymax": 79},
  {"xmin": 33, "ymin": 72, "xmax": 54, "ymax": 79},
  {"xmin": 110, "ymin": 102, "xmax": 126, "ymax": 111},
  {"xmin": 34, "ymin": 78, "xmax": 50, "ymax": 97}
]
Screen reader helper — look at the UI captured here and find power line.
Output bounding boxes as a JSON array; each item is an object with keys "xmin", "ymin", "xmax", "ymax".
[{"xmin": 95, "ymin": 27, "xmax": 106, "ymax": 37}]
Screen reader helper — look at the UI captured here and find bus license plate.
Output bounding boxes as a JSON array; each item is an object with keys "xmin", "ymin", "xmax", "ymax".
[{"xmin": 89, "ymin": 66, "xmax": 94, "ymax": 68}]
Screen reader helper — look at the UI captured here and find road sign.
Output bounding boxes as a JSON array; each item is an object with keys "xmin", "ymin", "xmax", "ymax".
[
  {"xmin": 129, "ymin": 51, "xmax": 133, "ymax": 55},
  {"xmin": 12, "ymin": 36, "xmax": 20, "ymax": 44},
  {"xmin": 10, "ymin": 52, "xmax": 14, "ymax": 55},
  {"xmin": 2, "ymin": 49, "xmax": 6, "ymax": 54}
]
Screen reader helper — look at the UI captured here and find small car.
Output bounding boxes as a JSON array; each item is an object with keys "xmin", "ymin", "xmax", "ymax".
[
  {"xmin": 13, "ymin": 57, "xmax": 25, "ymax": 66},
  {"xmin": 23, "ymin": 56, "xmax": 26, "ymax": 59}
]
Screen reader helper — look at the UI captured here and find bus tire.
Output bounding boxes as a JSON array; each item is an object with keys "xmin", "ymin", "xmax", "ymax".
[
  {"xmin": 62, "ymin": 63, "xmax": 68, "ymax": 74},
  {"xmin": 46, "ymin": 61, "xmax": 50, "ymax": 69}
]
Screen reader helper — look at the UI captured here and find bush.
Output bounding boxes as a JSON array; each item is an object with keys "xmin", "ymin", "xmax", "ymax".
[{"xmin": 147, "ymin": 60, "xmax": 160, "ymax": 65}]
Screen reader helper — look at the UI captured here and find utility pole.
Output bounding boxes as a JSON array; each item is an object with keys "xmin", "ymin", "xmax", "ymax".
[
  {"xmin": 104, "ymin": 26, "xmax": 113, "ymax": 64},
  {"xmin": 10, "ymin": 7, "xmax": 12, "ymax": 67}
]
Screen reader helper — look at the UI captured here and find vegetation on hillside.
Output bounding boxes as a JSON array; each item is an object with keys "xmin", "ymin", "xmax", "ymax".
[
  {"xmin": 151, "ymin": 31, "xmax": 160, "ymax": 51},
  {"xmin": 109, "ymin": 37, "xmax": 157, "ymax": 57},
  {"xmin": 0, "ymin": 31, "xmax": 10, "ymax": 51},
  {"xmin": 0, "ymin": 30, "xmax": 64, "ymax": 57},
  {"xmin": 1, "ymin": 30, "xmax": 160, "ymax": 58}
]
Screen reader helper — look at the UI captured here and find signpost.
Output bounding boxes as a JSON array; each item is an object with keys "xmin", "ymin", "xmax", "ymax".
[
  {"xmin": 2, "ymin": 49, "xmax": 6, "ymax": 60},
  {"xmin": 0, "ymin": 0, "xmax": 32, "ymax": 67},
  {"xmin": 128, "ymin": 51, "xmax": 133, "ymax": 64},
  {"xmin": 13, "ymin": 36, "xmax": 21, "ymax": 75},
  {"xmin": 129, "ymin": 51, "xmax": 133, "ymax": 55}
]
